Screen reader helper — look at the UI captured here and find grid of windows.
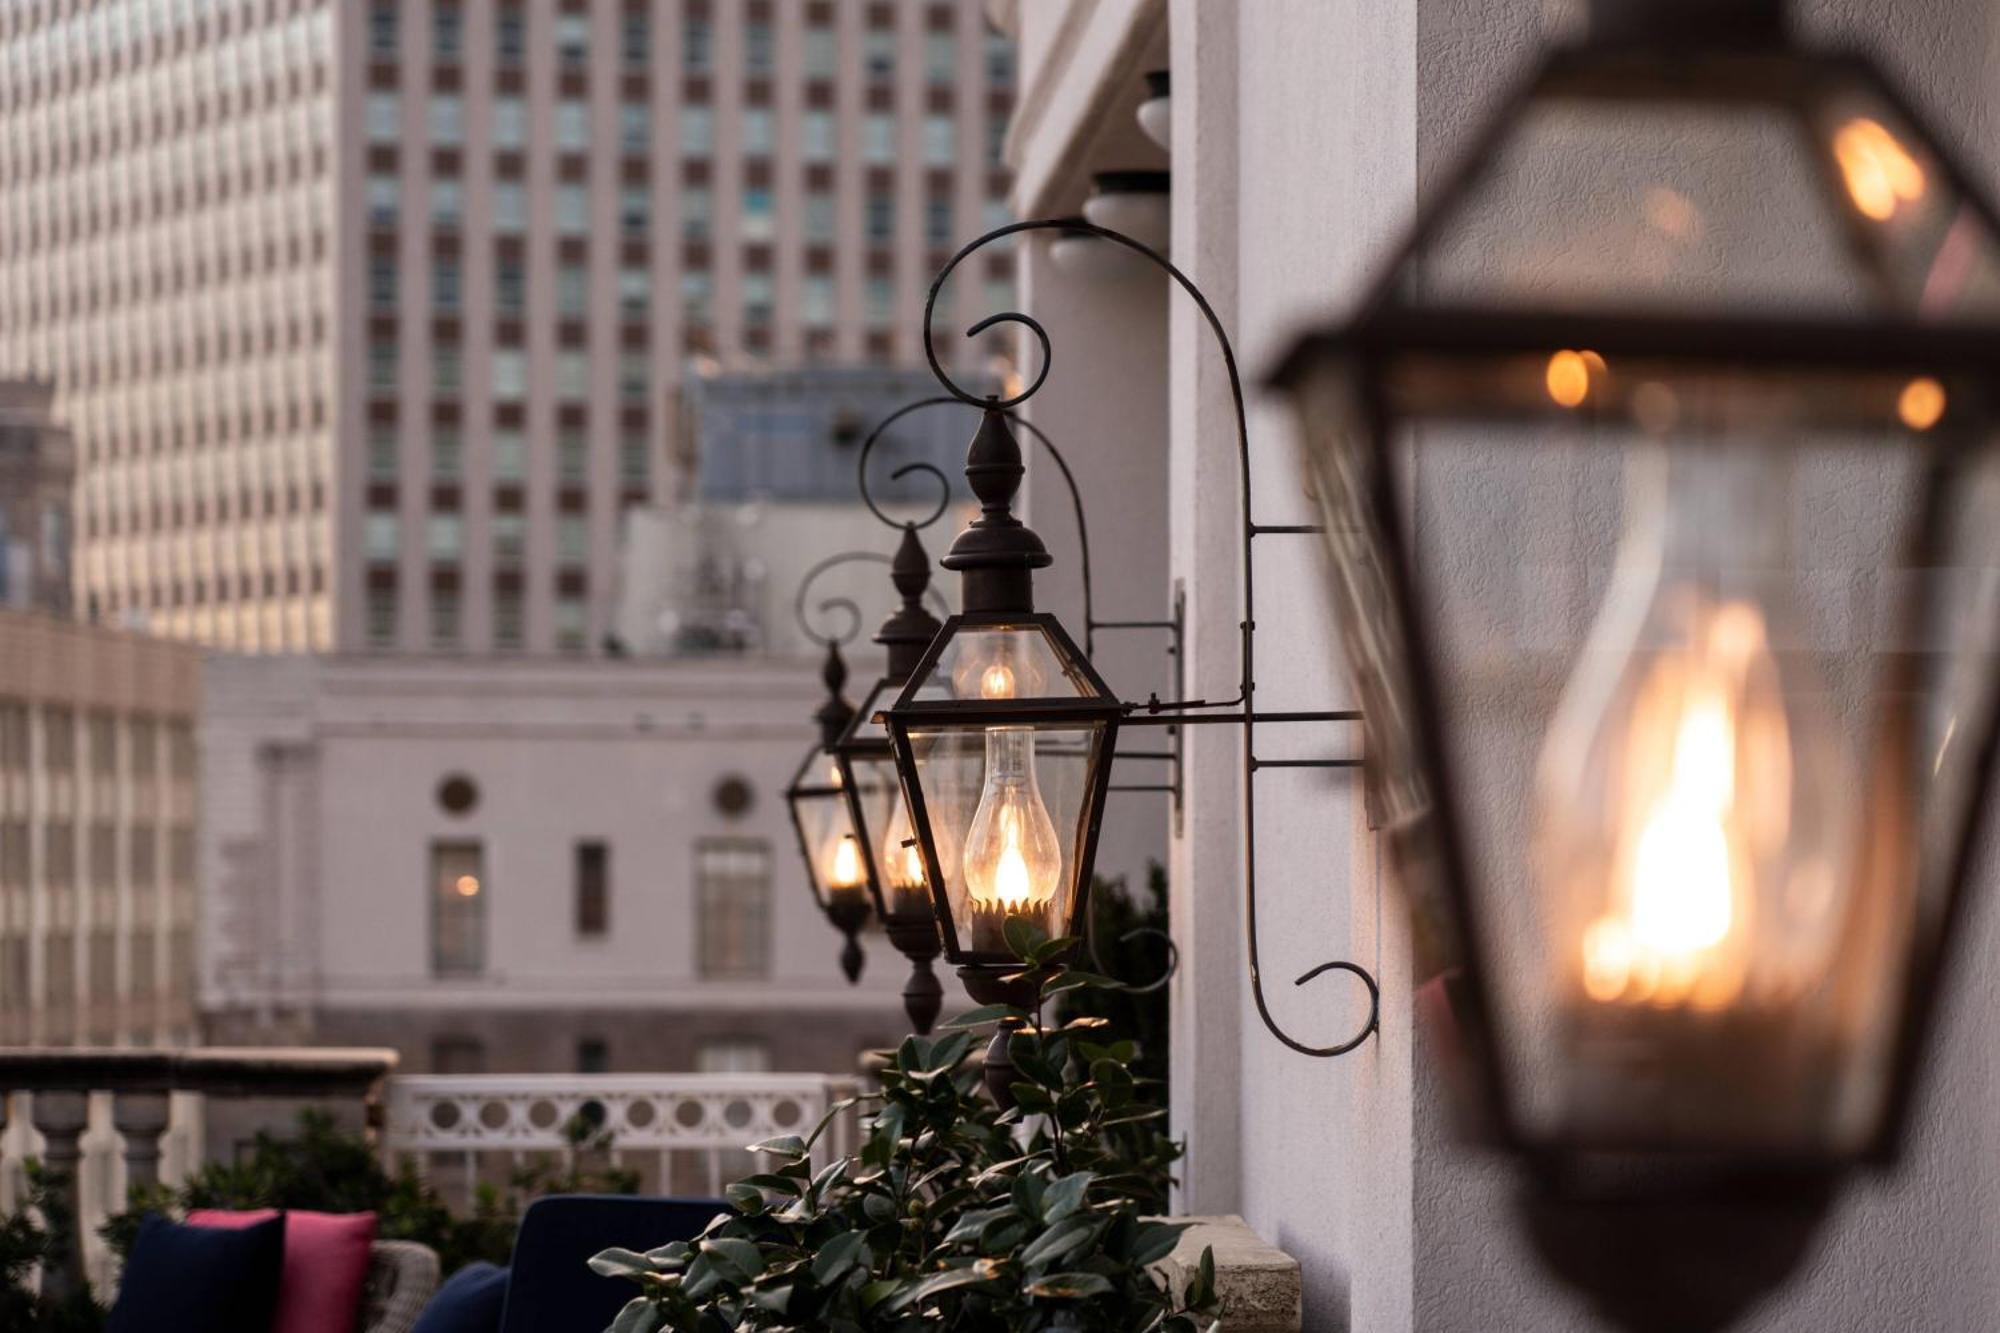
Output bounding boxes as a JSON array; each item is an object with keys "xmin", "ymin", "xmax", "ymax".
[{"xmin": 696, "ymin": 839, "xmax": 771, "ymax": 979}]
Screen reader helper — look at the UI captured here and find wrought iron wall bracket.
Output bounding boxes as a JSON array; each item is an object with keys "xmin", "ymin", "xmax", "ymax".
[{"xmin": 924, "ymin": 218, "xmax": 1380, "ymax": 1060}]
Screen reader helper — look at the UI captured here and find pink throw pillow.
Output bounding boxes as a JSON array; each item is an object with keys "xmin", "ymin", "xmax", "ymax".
[{"xmin": 187, "ymin": 1209, "xmax": 379, "ymax": 1333}]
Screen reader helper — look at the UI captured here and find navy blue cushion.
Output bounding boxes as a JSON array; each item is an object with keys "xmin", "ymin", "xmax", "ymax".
[
  {"xmin": 412, "ymin": 1262, "xmax": 510, "ymax": 1333},
  {"xmin": 108, "ymin": 1212, "xmax": 285, "ymax": 1333},
  {"xmin": 498, "ymin": 1196, "xmax": 726, "ymax": 1333}
]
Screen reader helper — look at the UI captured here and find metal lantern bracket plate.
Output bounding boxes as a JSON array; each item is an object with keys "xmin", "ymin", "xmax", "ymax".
[{"xmin": 908, "ymin": 218, "xmax": 1379, "ymax": 1059}]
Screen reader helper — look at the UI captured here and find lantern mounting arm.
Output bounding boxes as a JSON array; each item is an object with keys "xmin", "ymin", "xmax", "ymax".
[
  {"xmin": 793, "ymin": 550, "xmax": 892, "ymax": 650},
  {"xmin": 924, "ymin": 218, "xmax": 1377, "ymax": 1061}
]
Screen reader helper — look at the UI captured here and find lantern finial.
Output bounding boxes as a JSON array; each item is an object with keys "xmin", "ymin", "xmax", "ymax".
[
  {"xmin": 876, "ymin": 526, "xmax": 945, "ymax": 680},
  {"xmin": 942, "ymin": 407, "xmax": 1052, "ymax": 614},
  {"xmin": 814, "ymin": 640, "xmax": 854, "ymax": 750}
]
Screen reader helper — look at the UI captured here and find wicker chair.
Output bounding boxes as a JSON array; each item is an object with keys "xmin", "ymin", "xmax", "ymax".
[{"xmin": 359, "ymin": 1240, "xmax": 440, "ymax": 1333}]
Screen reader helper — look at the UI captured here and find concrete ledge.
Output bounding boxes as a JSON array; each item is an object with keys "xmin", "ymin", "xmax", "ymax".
[{"xmin": 1152, "ymin": 1214, "xmax": 1303, "ymax": 1332}]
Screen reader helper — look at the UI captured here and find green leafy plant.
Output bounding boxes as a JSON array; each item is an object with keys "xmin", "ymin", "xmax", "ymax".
[
  {"xmin": 592, "ymin": 923, "xmax": 1216, "ymax": 1332},
  {"xmin": 0, "ymin": 1163, "xmax": 111, "ymax": 1333}
]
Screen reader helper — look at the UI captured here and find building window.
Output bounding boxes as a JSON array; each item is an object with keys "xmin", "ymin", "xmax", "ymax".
[
  {"xmin": 555, "ymin": 101, "xmax": 589, "ymax": 153},
  {"xmin": 554, "ymin": 13, "xmax": 589, "ymax": 65},
  {"xmin": 556, "ymin": 352, "xmax": 589, "ymax": 401},
  {"xmin": 802, "ymin": 111, "xmax": 835, "ymax": 162},
  {"xmin": 684, "ymin": 17, "xmax": 711, "ymax": 72},
  {"xmin": 497, "ymin": 256, "xmax": 526, "ymax": 315},
  {"xmin": 431, "ymin": 841, "xmax": 486, "ymax": 976},
  {"xmin": 742, "ymin": 274, "xmax": 774, "ymax": 329},
  {"xmin": 496, "ymin": 181, "xmax": 528, "ymax": 233},
  {"xmin": 494, "ymin": 588, "xmax": 524, "ymax": 650},
  {"xmin": 366, "ymin": 586, "xmax": 397, "ymax": 646},
  {"xmin": 495, "ymin": 431, "xmax": 527, "ymax": 483},
  {"xmin": 558, "ymin": 263, "xmax": 589, "ymax": 318},
  {"xmin": 744, "ymin": 21, "xmax": 775, "ymax": 76},
  {"xmin": 367, "ymin": 175, "xmax": 400, "ymax": 227},
  {"xmin": 865, "ymin": 276, "xmax": 894, "ymax": 328},
  {"xmin": 682, "ymin": 187, "xmax": 712, "ymax": 239},
  {"xmin": 865, "ymin": 190, "xmax": 894, "ymax": 244},
  {"xmin": 802, "ymin": 274, "xmax": 834, "ymax": 329},
  {"xmin": 432, "ymin": 1036, "xmax": 486, "ymax": 1073},
  {"xmin": 742, "ymin": 108, "xmax": 775, "ymax": 158},
  {"xmin": 620, "ymin": 187, "xmax": 650, "ymax": 235},
  {"xmin": 742, "ymin": 187, "xmax": 774, "ymax": 241},
  {"xmin": 864, "ymin": 28, "xmax": 896, "ymax": 82},
  {"xmin": 429, "ymin": 95, "xmax": 465, "ymax": 147},
  {"xmin": 431, "ymin": 587, "xmax": 460, "ymax": 648},
  {"xmin": 555, "ymin": 183, "xmax": 589, "ymax": 235},
  {"xmin": 428, "ymin": 513, "xmax": 463, "ymax": 560},
  {"xmin": 577, "ymin": 1038, "xmax": 610, "ymax": 1073},
  {"xmin": 497, "ymin": 3, "xmax": 526, "ymax": 64},
  {"xmin": 434, "ymin": 4, "xmax": 463, "ymax": 63},
  {"xmin": 619, "ymin": 267, "xmax": 650, "ymax": 316},
  {"xmin": 494, "ymin": 97, "xmax": 527, "ymax": 151},
  {"xmin": 804, "ymin": 191, "xmax": 835, "ymax": 243},
  {"xmin": 985, "ymin": 31, "xmax": 1015, "ymax": 86},
  {"xmin": 575, "ymin": 840, "xmax": 609, "ymax": 936},
  {"xmin": 493, "ymin": 512, "xmax": 526, "ymax": 563},
  {"xmin": 369, "ymin": 428, "xmax": 399, "ymax": 481},
  {"xmin": 620, "ymin": 432, "xmax": 651, "ymax": 488},
  {"xmin": 366, "ymin": 93, "xmax": 401, "ymax": 144},
  {"xmin": 622, "ymin": 12, "xmax": 650, "ymax": 65},
  {"xmin": 554, "ymin": 596, "xmax": 588, "ymax": 654},
  {"xmin": 365, "ymin": 512, "xmax": 400, "ymax": 561},
  {"xmin": 369, "ymin": 256, "xmax": 398, "ymax": 310},
  {"xmin": 926, "ymin": 196, "xmax": 954, "ymax": 247},
  {"xmin": 434, "ymin": 255, "xmax": 462, "ymax": 312},
  {"xmin": 696, "ymin": 1037, "xmax": 771, "ymax": 1074},
  {"xmin": 862, "ymin": 113, "xmax": 895, "ymax": 164},
  {"xmin": 924, "ymin": 114, "xmax": 956, "ymax": 166},
  {"xmin": 557, "ymin": 514, "xmax": 589, "ymax": 564},
  {"xmin": 804, "ymin": 26, "xmax": 837, "ymax": 79},
  {"xmin": 681, "ymin": 107, "xmax": 714, "ymax": 157},
  {"xmin": 926, "ymin": 31, "xmax": 956, "ymax": 84},
  {"xmin": 696, "ymin": 838, "xmax": 771, "ymax": 979},
  {"xmin": 369, "ymin": 2, "xmax": 398, "ymax": 58},
  {"xmin": 434, "ymin": 344, "xmax": 463, "ymax": 394},
  {"xmin": 681, "ymin": 271, "xmax": 713, "ymax": 325},
  {"xmin": 492, "ymin": 349, "xmax": 527, "ymax": 401},
  {"xmin": 433, "ymin": 179, "xmax": 464, "ymax": 230},
  {"xmin": 621, "ymin": 103, "xmax": 650, "ymax": 153},
  {"xmin": 558, "ymin": 429, "xmax": 589, "ymax": 484},
  {"xmin": 370, "ymin": 339, "xmax": 399, "ymax": 392}
]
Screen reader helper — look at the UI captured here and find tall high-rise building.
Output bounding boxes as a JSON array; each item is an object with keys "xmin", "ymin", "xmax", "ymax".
[
  {"xmin": 0, "ymin": 379, "xmax": 74, "ymax": 616},
  {"xmin": 0, "ymin": 0, "xmax": 1015, "ymax": 655}
]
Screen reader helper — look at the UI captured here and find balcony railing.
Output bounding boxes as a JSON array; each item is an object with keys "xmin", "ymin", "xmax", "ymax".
[
  {"xmin": 0, "ymin": 1046, "xmax": 397, "ymax": 1301},
  {"xmin": 384, "ymin": 1072, "xmax": 866, "ymax": 1201}
]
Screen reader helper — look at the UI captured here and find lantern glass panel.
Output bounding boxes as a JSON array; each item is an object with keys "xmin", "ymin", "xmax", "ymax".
[
  {"xmin": 843, "ymin": 749, "xmax": 930, "ymax": 917},
  {"xmin": 1293, "ymin": 351, "xmax": 2000, "ymax": 1159},
  {"xmin": 905, "ymin": 718, "xmax": 1113, "ymax": 961},
  {"xmin": 908, "ymin": 622, "xmax": 1101, "ymax": 704},
  {"xmin": 789, "ymin": 757, "xmax": 868, "ymax": 915},
  {"xmin": 1407, "ymin": 66, "xmax": 2000, "ymax": 322}
]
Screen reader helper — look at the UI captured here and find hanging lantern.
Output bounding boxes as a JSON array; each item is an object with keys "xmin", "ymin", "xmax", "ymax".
[
  {"xmin": 784, "ymin": 639, "xmax": 871, "ymax": 984},
  {"xmin": 832, "ymin": 525, "xmax": 953, "ymax": 1033},
  {"xmin": 1270, "ymin": 0, "xmax": 2000, "ymax": 1326},
  {"xmin": 881, "ymin": 409, "xmax": 1123, "ymax": 1003}
]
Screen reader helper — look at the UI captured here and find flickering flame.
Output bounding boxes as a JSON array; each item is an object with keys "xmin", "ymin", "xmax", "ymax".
[
  {"xmin": 898, "ymin": 841, "xmax": 926, "ymax": 888},
  {"xmin": 1835, "ymin": 118, "xmax": 1926, "ymax": 222},
  {"xmin": 992, "ymin": 808, "xmax": 1034, "ymax": 910},
  {"xmin": 454, "ymin": 874, "xmax": 481, "ymax": 898},
  {"xmin": 980, "ymin": 662, "xmax": 1017, "ymax": 700},
  {"xmin": 828, "ymin": 834, "xmax": 864, "ymax": 889},
  {"xmin": 1898, "ymin": 377, "xmax": 1947, "ymax": 431},
  {"xmin": 1546, "ymin": 350, "xmax": 1594, "ymax": 409}
]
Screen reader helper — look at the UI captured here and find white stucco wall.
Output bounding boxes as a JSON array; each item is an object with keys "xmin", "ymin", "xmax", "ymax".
[{"xmin": 1005, "ymin": 0, "xmax": 2000, "ymax": 1328}]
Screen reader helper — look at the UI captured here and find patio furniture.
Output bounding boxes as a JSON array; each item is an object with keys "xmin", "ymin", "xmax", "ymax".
[
  {"xmin": 496, "ymin": 1195, "xmax": 727, "ymax": 1333},
  {"xmin": 362, "ymin": 1240, "xmax": 442, "ymax": 1333}
]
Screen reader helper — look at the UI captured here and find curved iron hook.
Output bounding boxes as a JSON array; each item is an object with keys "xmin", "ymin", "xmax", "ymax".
[
  {"xmin": 925, "ymin": 217, "xmax": 1379, "ymax": 1059},
  {"xmin": 856, "ymin": 396, "xmax": 1096, "ymax": 657},
  {"xmin": 793, "ymin": 551, "xmax": 891, "ymax": 649},
  {"xmin": 1293, "ymin": 960, "xmax": 1381, "ymax": 1056},
  {"xmin": 856, "ymin": 398, "xmax": 957, "ymax": 531},
  {"xmin": 1077, "ymin": 878, "xmax": 1180, "ymax": 995}
]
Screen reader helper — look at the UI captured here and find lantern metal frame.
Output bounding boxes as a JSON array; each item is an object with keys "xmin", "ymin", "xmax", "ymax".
[
  {"xmin": 1265, "ymin": 1, "xmax": 2000, "ymax": 1326},
  {"xmin": 876, "ymin": 217, "xmax": 1382, "ymax": 1061},
  {"xmin": 782, "ymin": 550, "xmax": 892, "ymax": 986},
  {"xmin": 834, "ymin": 397, "xmax": 1182, "ymax": 1031}
]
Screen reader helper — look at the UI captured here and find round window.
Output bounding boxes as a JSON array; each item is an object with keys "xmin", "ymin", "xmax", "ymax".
[
  {"xmin": 437, "ymin": 774, "xmax": 479, "ymax": 816},
  {"xmin": 713, "ymin": 775, "xmax": 754, "ymax": 818}
]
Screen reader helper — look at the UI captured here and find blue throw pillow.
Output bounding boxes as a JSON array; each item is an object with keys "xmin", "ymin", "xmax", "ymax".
[
  {"xmin": 108, "ymin": 1212, "xmax": 285, "ymax": 1333},
  {"xmin": 412, "ymin": 1262, "xmax": 510, "ymax": 1333}
]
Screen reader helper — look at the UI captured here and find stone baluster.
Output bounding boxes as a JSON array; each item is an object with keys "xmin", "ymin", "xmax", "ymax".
[
  {"xmin": 29, "ymin": 1091, "xmax": 91, "ymax": 1304},
  {"xmin": 112, "ymin": 1091, "xmax": 172, "ymax": 1193}
]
